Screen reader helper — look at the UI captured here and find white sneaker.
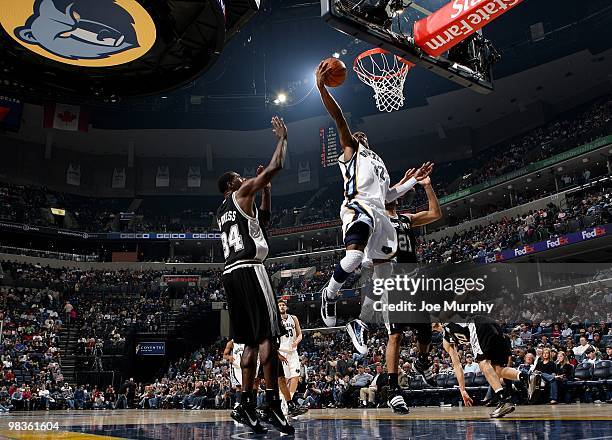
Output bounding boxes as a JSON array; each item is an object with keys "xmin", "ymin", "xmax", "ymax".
[
  {"xmin": 320, "ymin": 287, "xmax": 337, "ymax": 327},
  {"xmin": 346, "ymin": 319, "xmax": 369, "ymax": 355},
  {"xmin": 388, "ymin": 394, "xmax": 410, "ymax": 414}
]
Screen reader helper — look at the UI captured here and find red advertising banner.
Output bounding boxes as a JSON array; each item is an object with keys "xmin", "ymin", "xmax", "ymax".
[{"xmin": 414, "ymin": 0, "xmax": 525, "ymax": 57}]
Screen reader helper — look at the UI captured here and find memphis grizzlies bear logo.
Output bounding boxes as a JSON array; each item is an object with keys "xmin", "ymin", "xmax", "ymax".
[{"xmin": 1, "ymin": 0, "xmax": 156, "ymax": 66}]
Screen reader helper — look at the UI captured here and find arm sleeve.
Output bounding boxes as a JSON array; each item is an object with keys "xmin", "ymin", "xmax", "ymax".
[{"xmin": 385, "ymin": 177, "xmax": 418, "ymax": 203}]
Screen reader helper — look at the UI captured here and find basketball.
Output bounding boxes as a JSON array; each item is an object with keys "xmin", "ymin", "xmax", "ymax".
[{"xmin": 323, "ymin": 57, "xmax": 347, "ymax": 87}]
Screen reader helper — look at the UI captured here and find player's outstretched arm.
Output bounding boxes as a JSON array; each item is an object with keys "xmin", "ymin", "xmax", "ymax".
[
  {"xmin": 411, "ymin": 172, "xmax": 442, "ymax": 227},
  {"xmin": 292, "ymin": 316, "xmax": 302, "ymax": 349},
  {"xmin": 237, "ymin": 117, "xmax": 287, "ymax": 207},
  {"xmin": 256, "ymin": 165, "xmax": 272, "ymax": 228},
  {"xmin": 443, "ymin": 339, "xmax": 473, "ymax": 407},
  {"xmin": 315, "ymin": 61, "xmax": 357, "ymax": 156},
  {"xmin": 386, "ymin": 162, "xmax": 433, "ymax": 203}
]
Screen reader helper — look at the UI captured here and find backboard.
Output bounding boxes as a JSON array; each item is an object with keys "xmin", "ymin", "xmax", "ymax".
[{"xmin": 321, "ymin": 0, "xmax": 506, "ymax": 94}]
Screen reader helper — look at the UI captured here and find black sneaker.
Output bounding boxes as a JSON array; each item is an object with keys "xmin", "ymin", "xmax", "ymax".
[
  {"xmin": 490, "ymin": 399, "xmax": 515, "ymax": 418},
  {"xmin": 261, "ymin": 400, "xmax": 295, "ymax": 435},
  {"xmin": 231, "ymin": 403, "xmax": 268, "ymax": 434},
  {"xmin": 414, "ymin": 358, "xmax": 437, "ymax": 387},
  {"xmin": 288, "ymin": 401, "xmax": 308, "ymax": 417},
  {"xmin": 388, "ymin": 391, "xmax": 409, "ymax": 414}
]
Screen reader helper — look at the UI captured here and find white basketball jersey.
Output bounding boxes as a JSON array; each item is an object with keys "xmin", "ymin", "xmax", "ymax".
[
  {"xmin": 232, "ymin": 342, "xmax": 244, "ymax": 369},
  {"xmin": 279, "ymin": 314, "xmax": 297, "ymax": 354},
  {"xmin": 338, "ymin": 144, "xmax": 390, "ymax": 212}
]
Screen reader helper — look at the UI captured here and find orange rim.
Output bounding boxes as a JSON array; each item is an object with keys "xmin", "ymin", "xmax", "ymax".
[{"xmin": 353, "ymin": 48, "xmax": 414, "ymax": 81}]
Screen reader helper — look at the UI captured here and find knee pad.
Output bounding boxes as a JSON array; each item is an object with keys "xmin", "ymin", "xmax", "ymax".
[
  {"xmin": 340, "ymin": 250, "xmax": 365, "ymax": 274},
  {"xmin": 333, "ymin": 249, "xmax": 365, "ymax": 284}
]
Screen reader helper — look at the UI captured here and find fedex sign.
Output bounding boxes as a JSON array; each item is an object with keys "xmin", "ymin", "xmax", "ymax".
[
  {"xmin": 581, "ymin": 226, "xmax": 606, "ymax": 240},
  {"xmin": 546, "ymin": 236, "xmax": 569, "ymax": 249}
]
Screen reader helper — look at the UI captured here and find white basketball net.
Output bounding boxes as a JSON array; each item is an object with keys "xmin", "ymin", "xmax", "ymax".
[{"xmin": 354, "ymin": 50, "xmax": 413, "ymax": 113}]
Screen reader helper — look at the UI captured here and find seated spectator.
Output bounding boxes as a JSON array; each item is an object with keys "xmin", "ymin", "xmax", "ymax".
[
  {"xmin": 344, "ymin": 366, "xmax": 372, "ymax": 407},
  {"xmin": 534, "ymin": 348, "xmax": 558, "ymax": 404},
  {"xmin": 582, "ymin": 347, "xmax": 598, "ymax": 366},
  {"xmin": 463, "ymin": 354, "xmax": 481, "ymax": 374},
  {"xmin": 359, "ymin": 363, "xmax": 388, "ymax": 408},
  {"xmin": 573, "ymin": 336, "xmax": 594, "ymax": 361}
]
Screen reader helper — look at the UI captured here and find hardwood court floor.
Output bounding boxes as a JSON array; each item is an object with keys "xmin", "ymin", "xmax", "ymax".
[{"xmin": 1, "ymin": 404, "xmax": 611, "ymax": 439}]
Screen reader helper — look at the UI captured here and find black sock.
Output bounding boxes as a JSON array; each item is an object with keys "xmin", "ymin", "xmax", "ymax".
[
  {"xmin": 265, "ymin": 389, "xmax": 278, "ymax": 404},
  {"xmin": 494, "ymin": 388, "xmax": 507, "ymax": 401},
  {"xmin": 242, "ymin": 391, "xmax": 254, "ymax": 406},
  {"xmin": 519, "ymin": 371, "xmax": 528, "ymax": 381},
  {"xmin": 418, "ymin": 353, "xmax": 429, "ymax": 365},
  {"xmin": 389, "ymin": 373, "xmax": 399, "ymax": 389}
]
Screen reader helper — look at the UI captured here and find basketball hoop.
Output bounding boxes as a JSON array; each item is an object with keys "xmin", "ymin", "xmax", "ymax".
[{"xmin": 353, "ymin": 48, "xmax": 414, "ymax": 113}]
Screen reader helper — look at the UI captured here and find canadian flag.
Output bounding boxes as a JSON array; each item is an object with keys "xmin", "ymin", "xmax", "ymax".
[{"xmin": 43, "ymin": 102, "xmax": 89, "ymax": 132}]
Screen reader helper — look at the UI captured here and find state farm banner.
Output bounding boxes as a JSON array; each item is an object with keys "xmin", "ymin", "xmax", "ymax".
[
  {"xmin": 298, "ymin": 161, "xmax": 311, "ymax": 184},
  {"xmin": 66, "ymin": 163, "xmax": 81, "ymax": 186},
  {"xmin": 414, "ymin": 0, "xmax": 524, "ymax": 57},
  {"xmin": 187, "ymin": 166, "xmax": 201, "ymax": 188},
  {"xmin": 156, "ymin": 165, "xmax": 170, "ymax": 188}
]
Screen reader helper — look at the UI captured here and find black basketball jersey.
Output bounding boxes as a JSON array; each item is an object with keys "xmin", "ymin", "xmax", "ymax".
[
  {"xmin": 216, "ymin": 192, "xmax": 269, "ymax": 269},
  {"xmin": 443, "ymin": 321, "xmax": 505, "ymax": 359},
  {"xmin": 390, "ymin": 213, "xmax": 417, "ymax": 263},
  {"xmin": 443, "ymin": 322, "xmax": 473, "ymax": 346}
]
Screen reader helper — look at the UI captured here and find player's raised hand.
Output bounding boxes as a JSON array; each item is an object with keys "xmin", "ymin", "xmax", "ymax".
[
  {"xmin": 271, "ymin": 116, "xmax": 287, "ymax": 139},
  {"xmin": 415, "ymin": 162, "xmax": 434, "ymax": 184},
  {"xmin": 403, "ymin": 168, "xmax": 416, "ymax": 181},
  {"xmin": 315, "ymin": 60, "xmax": 332, "ymax": 88}
]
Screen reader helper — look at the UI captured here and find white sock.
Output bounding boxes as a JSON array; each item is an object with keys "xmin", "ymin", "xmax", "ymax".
[{"xmin": 326, "ymin": 278, "xmax": 343, "ymax": 298}]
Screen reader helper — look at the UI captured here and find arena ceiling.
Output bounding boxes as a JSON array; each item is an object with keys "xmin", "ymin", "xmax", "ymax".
[{"xmin": 0, "ymin": 0, "xmax": 260, "ymax": 101}]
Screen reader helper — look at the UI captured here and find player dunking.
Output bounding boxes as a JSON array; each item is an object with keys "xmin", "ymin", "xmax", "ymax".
[
  {"xmin": 216, "ymin": 116, "xmax": 294, "ymax": 435},
  {"xmin": 434, "ymin": 322, "xmax": 528, "ymax": 418},
  {"xmin": 382, "ymin": 173, "xmax": 442, "ymax": 413},
  {"xmin": 315, "ymin": 59, "xmax": 432, "ymax": 350}
]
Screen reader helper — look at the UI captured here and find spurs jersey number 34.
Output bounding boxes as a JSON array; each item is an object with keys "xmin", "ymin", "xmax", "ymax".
[{"xmin": 216, "ymin": 192, "xmax": 268, "ymax": 268}]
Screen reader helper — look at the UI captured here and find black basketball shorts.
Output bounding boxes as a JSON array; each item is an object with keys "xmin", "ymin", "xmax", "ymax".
[
  {"xmin": 474, "ymin": 323, "xmax": 512, "ymax": 367},
  {"xmin": 222, "ymin": 263, "xmax": 285, "ymax": 346}
]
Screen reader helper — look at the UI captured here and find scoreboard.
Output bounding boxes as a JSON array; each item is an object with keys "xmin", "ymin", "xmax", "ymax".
[{"xmin": 320, "ymin": 125, "xmax": 340, "ymax": 168}]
